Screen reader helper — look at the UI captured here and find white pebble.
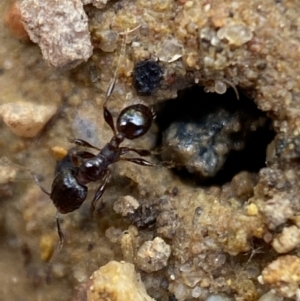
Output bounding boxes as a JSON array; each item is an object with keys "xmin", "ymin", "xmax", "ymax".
[{"xmin": 217, "ymin": 24, "xmax": 253, "ymax": 46}]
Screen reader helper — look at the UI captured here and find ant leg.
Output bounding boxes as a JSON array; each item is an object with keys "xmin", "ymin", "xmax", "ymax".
[
  {"xmin": 120, "ymin": 157, "xmax": 158, "ymax": 167},
  {"xmin": 90, "ymin": 170, "xmax": 111, "ymax": 214},
  {"xmin": 120, "ymin": 147, "xmax": 151, "ymax": 157},
  {"xmin": 106, "ymin": 77, "xmax": 116, "ymax": 103},
  {"xmin": 46, "ymin": 211, "xmax": 64, "ymax": 284},
  {"xmin": 31, "ymin": 173, "xmax": 51, "ymax": 195},
  {"xmin": 105, "ymin": 26, "xmax": 139, "ymax": 103},
  {"xmin": 56, "ymin": 211, "xmax": 64, "ymax": 252},
  {"xmin": 103, "ymin": 106, "xmax": 117, "ymax": 136},
  {"xmin": 69, "ymin": 149, "xmax": 95, "ymax": 167},
  {"xmin": 68, "ymin": 138, "xmax": 101, "ymax": 151}
]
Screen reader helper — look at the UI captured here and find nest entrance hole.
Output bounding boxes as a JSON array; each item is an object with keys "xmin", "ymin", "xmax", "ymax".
[{"xmin": 155, "ymin": 85, "xmax": 275, "ymax": 186}]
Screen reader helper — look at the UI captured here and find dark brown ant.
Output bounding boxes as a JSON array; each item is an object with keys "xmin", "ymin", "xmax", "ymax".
[
  {"xmin": 43, "ymin": 102, "xmax": 156, "ymax": 247},
  {"xmin": 38, "ymin": 93, "xmax": 158, "ymax": 283}
]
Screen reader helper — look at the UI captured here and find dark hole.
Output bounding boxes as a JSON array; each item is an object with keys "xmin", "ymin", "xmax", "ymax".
[{"xmin": 155, "ymin": 85, "xmax": 275, "ymax": 186}]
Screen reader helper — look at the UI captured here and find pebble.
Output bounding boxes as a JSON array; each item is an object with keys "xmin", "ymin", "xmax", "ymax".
[
  {"xmin": 263, "ymin": 195, "xmax": 294, "ymax": 230},
  {"xmin": 156, "ymin": 38, "xmax": 183, "ymax": 63},
  {"xmin": 272, "ymin": 225, "xmax": 300, "ymax": 254},
  {"xmin": 0, "ymin": 165, "xmax": 17, "ymax": 184},
  {"xmin": 246, "ymin": 203, "xmax": 258, "ymax": 216},
  {"xmin": 231, "ymin": 171, "xmax": 256, "ymax": 199},
  {"xmin": 20, "ymin": 0, "xmax": 92, "ymax": 68},
  {"xmin": 87, "ymin": 261, "xmax": 156, "ymax": 301},
  {"xmin": 258, "ymin": 291, "xmax": 283, "ymax": 301},
  {"xmin": 39, "ymin": 234, "xmax": 54, "ymax": 261},
  {"xmin": 113, "ymin": 195, "xmax": 140, "ymax": 217},
  {"xmin": 51, "ymin": 146, "xmax": 68, "ymax": 161},
  {"xmin": 217, "ymin": 24, "xmax": 253, "ymax": 47},
  {"xmin": 259, "ymin": 255, "xmax": 300, "ymax": 299},
  {"xmin": 0, "ymin": 101, "xmax": 57, "ymax": 138},
  {"xmin": 135, "ymin": 237, "xmax": 171, "ymax": 273}
]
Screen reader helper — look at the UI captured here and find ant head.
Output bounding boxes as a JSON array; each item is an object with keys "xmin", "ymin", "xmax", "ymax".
[{"xmin": 116, "ymin": 104, "xmax": 153, "ymax": 139}]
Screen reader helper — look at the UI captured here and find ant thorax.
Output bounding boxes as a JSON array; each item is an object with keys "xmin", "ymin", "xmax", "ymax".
[{"xmin": 77, "ymin": 156, "xmax": 108, "ymax": 184}]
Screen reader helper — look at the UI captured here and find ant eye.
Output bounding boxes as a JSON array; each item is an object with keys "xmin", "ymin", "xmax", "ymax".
[{"xmin": 117, "ymin": 104, "xmax": 153, "ymax": 139}]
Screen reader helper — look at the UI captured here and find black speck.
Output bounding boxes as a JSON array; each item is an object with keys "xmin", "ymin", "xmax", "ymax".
[
  {"xmin": 87, "ymin": 243, "xmax": 94, "ymax": 251},
  {"xmin": 133, "ymin": 60, "xmax": 163, "ymax": 96},
  {"xmin": 172, "ymin": 186, "xmax": 179, "ymax": 196},
  {"xmin": 0, "ymin": 68, "xmax": 4, "ymax": 75}
]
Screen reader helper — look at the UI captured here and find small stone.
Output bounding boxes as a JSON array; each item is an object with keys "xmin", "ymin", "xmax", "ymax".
[
  {"xmin": 133, "ymin": 60, "xmax": 163, "ymax": 96},
  {"xmin": 246, "ymin": 203, "xmax": 258, "ymax": 216},
  {"xmin": 20, "ymin": 0, "xmax": 92, "ymax": 68},
  {"xmin": 0, "ymin": 165, "xmax": 17, "ymax": 184},
  {"xmin": 272, "ymin": 225, "xmax": 300, "ymax": 253},
  {"xmin": 113, "ymin": 195, "xmax": 140, "ymax": 217},
  {"xmin": 0, "ymin": 101, "xmax": 57, "ymax": 138},
  {"xmin": 217, "ymin": 24, "xmax": 253, "ymax": 47},
  {"xmin": 231, "ymin": 171, "xmax": 256, "ymax": 199},
  {"xmin": 157, "ymin": 38, "xmax": 183, "ymax": 63},
  {"xmin": 39, "ymin": 234, "xmax": 55, "ymax": 261},
  {"xmin": 263, "ymin": 195, "xmax": 293, "ymax": 229},
  {"xmin": 95, "ymin": 29, "xmax": 118, "ymax": 53},
  {"xmin": 87, "ymin": 261, "xmax": 156, "ymax": 301},
  {"xmin": 105, "ymin": 227, "xmax": 123, "ymax": 243},
  {"xmin": 4, "ymin": 1, "xmax": 30, "ymax": 42},
  {"xmin": 51, "ymin": 146, "xmax": 68, "ymax": 161},
  {"xmin": 135, "ymin": 237, "xmax": 171, "ymax": 273},
  {"xmin": 258, "ymin": 291, "xmax": 283, "ymax": 301},
  {"xmin": 260, "ymin": 255, "xmax": 300, "ymax": 299},
  {"xmin": 214, "ymin": 81, "xmax": 227, "ymax": 95}
]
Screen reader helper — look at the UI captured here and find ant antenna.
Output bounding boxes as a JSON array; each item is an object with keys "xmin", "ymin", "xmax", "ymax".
[{"xmin": 105, "ymin": 25, "xmax": 141, "ymax": 104}]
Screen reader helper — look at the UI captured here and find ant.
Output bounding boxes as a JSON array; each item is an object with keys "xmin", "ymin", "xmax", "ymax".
[
  {"xmin": 48, "ymin": 103, "xmax": 155, "ymax": 221},
  {"xmin": 42, "ymin": 28, "xmax": 158, "ymax": 252}
]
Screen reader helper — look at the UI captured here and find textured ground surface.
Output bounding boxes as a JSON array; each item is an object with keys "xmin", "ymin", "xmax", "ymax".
[{"xmin": 1, "ymin": 0, "xmax": 300, "ymax": 301}]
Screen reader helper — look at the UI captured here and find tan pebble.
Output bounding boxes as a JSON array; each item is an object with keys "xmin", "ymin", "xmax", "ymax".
[
  {"xmin": 88, "ymin": 261, "xmax": 155, "ymax": 301},
  {"xmin": 51, "ymin": 146, "xmax": 68, "ymax": 160},
  {"xmin": 246, "ymin": 203, "xmax": 258, "ymax": 216},
  {"xmin": 272, "ymin": 225, "xmax": 300, "ymax": 253},
  {"xmin": 113, "ymin": 195, "xmax": 139, "ymax": 217},
  {"xmin": 135, "ymin": 237, "xmax": 171, "ymax": 273},
  {"xmin": 0, "ymin": 166, "xmax": 17, "ymax": 184},
  {"xmin": 184, "ymin": 1, "xmax": 193, "ymax": 8},
  {"xmin": 260, "ymin": 255, "xmax": 300, "ymax": 299},
  {"xmin": 231, "ymin": 171, "xmax": 255, "ymax": 199},
  {"xmin": 0, "ymin": 101, "xmax": 57, "ymax": 138},
  {"xmin": 200, "ymin": 278, "xmax": 210, "ymax": 287},
  {"xmin": 39, "ymin": 234, "xmax": 54, "ymax": 261}
]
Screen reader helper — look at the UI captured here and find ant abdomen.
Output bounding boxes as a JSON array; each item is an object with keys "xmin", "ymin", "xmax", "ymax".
[
  {"xmin": 51, "ymin": 167, "xmax": 87, "ymax": 214},
  {"xmin": 117, "ymin": 104, "xmax": 153, "ymax": 139}
]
